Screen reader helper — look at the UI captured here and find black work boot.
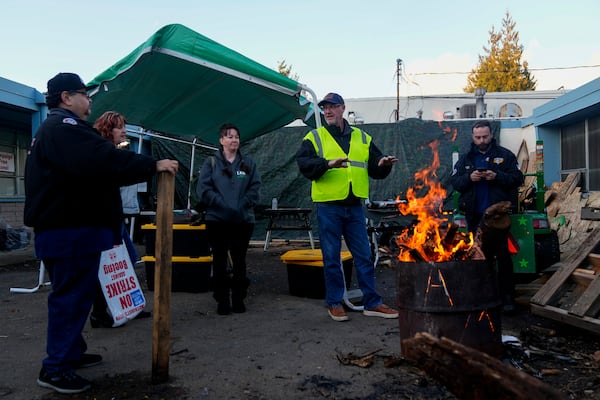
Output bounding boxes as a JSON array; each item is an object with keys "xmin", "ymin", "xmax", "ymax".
[
  {"xmin": 231, "ymin": 300, "xmax": 245, "ymax": 313},
  {"xmin": 231, "ymin": 277, "xmax": 250, "ymax": 313},
  {"xmin": 217, "ymin": 301, "xmax": 231, "ymax": 315},
  {"xmin": 212, "ymin": 275, "xmax": 231, "ymax": 315},
  {"xmin": 213, "ymin": 285, "xmax": 231, "ymax": 315}
]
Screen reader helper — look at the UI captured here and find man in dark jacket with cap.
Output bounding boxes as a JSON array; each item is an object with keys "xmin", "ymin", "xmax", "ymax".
[{"xmin": 25, "ymin": 72, "xmax": 179, "ymax": 394}]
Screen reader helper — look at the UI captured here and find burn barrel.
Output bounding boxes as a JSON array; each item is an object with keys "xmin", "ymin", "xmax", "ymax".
[{"xmin": 396, "ymin": 259, "xmax": 502, "ymax": 357}]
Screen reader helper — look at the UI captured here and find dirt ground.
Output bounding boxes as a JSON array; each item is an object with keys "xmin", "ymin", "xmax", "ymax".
[{"xmin": 1, "ymin": 242, "xmax": 599, "ymax": 400}]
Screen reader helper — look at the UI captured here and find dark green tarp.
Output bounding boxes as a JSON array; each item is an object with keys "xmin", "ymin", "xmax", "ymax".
[{"xmin": 153, "ymin": 119, "xmax": 499, "ymax": 240}]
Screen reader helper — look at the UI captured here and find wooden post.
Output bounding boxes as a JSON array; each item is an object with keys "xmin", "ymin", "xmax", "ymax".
[{"xmin": 151, "ymin": 172, "xmax": 174, "ymax": 383}]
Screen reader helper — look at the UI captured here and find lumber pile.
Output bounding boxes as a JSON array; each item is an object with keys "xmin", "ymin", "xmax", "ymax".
[
  {"xmin": 530, "ymin": 226, "xmax": 600, "ymax": 334},
  {"xmin": 519, "ymin": 150, "xmax": 600, "ymax": 262},
  {"xmin": 545, "ymin": 173, "xmax": 600, "ymax": 260},
  {"xmin": 519, "ymin": 151, "xmax": 600, "ymax": 333}
]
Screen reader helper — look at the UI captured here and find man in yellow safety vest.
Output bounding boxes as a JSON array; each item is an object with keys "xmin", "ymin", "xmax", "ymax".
[{"xmin": 296, "ymin": 92, "xmax": 399, "ymax": 322}]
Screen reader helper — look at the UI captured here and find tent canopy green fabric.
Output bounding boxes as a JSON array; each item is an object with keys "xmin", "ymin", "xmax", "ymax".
[{"xmin": 88, "ymin": 23, "xmax": 314, "ymax": 145}]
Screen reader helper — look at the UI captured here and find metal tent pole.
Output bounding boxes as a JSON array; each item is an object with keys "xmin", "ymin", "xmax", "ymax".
[{"xmin": 186, "ymin": 138, "xmax": 198, "ymax": 210}]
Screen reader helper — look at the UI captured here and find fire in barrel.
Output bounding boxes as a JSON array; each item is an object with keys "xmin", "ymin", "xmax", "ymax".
[{"xmin": 393, "ymin": 141, "xmax": 502, "ymax": 357}]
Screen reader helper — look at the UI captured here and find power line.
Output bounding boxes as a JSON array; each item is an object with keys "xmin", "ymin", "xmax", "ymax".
[{"xmin": 412, "ymin": 64, "xmax": 600, "ymax": 76}]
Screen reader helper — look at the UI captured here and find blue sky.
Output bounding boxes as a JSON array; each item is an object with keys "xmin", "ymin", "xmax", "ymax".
[{"xmin": 2, "ymin": 0, "xmax": 599, "ymax": 99}]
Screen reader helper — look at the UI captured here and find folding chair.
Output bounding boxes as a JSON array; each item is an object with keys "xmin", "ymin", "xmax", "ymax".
[{"xmin": 10, "ymin": 260, "xmax": 51, "ymax": 293}]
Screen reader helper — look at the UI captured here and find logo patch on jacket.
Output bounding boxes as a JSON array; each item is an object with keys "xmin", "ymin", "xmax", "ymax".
[
  {"xmin": 62, "ymin": 118, "xmax": 77, "ymax": 125},
  {"xmin": 493, "ymin": 157, "xmax": 505, "ymax": 165}
]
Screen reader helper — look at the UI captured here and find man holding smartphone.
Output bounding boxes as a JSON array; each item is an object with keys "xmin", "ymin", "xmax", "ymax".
[{"xmin": 450, "ymin": 120, "xmax": 524, "ymax": 314}]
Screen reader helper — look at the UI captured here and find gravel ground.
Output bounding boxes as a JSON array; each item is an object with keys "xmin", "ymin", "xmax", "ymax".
[{"xmin": 0, "ymin": 242, "xmax": 598, "ymax": 399}]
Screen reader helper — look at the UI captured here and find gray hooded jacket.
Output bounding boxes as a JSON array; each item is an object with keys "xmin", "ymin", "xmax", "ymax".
[{"xmin": 196, "ymin": 150, "xmax": 261, "ymax": 223}]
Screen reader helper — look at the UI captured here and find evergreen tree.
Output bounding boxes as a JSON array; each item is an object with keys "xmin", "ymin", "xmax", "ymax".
[
  {"xmin": 464, "ymin": 10, "xmax": 537, "ymax": 92},
  {"xmin": 277, "ymin": 59, "xmax": 299, "ymax": 81}
]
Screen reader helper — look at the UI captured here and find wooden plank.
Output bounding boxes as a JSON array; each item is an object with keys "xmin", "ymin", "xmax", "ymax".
[
  {"xmin": 577, "ymin": 220, "xmax": 592, "ymax": 235},
  {"xmin": 572, "ymin": 269, "xmax": 595, "ymax": 287},
  {"xmin": 586, "ymin": 192, "xmax": 600, "ymax": 207},
  {"xmin": 516, "ymin": 140, "xmax": 529, "ymax": 174},
  {"xmin": 575, "ymin": 268, "xmax": 596, "ymax": 276},
  {"xmin": 540, "ymin": 261, "xmax": 563, "ymax": 274},
  {"xmin": 520, "ymin": 159, "xmax": 538, "ymax": 203},
  {"xmin": 564, "ymin": 192, "xmax": 584, "ymax": 228},
  {"xmin": 546, "ymin": 201, "xmax": 561, "ymax": 218},
  {"xmin": 558, "ymin": 285, "xmax": 585, "ymax": 310},
  {"xmin": 570, "ymin": 274, "xmax": 600, "ymax": 317},
  {"xmin": 544, "ymin": 190, "xmax": 558, "ymax": 207},
  {"xmin": 588, "ymin": 253, "xmax": 600, "ymax": 272},
  {"xmin": 531, "ymin": 303, "xmax": 600, "ymax": 335},
  {"xmin": 516, "ymin": 283, "xmax": 543, "ymax": 294},
  {"xmin": 531, "ymin": 225, "xmax": 600, "ymax": 306},
  {"xmin": 152, "ymin": 172, "xmax": 174, "ymax": 384},
  {"xmin": 559, "ymin": 172, "xmax": 580, "ymax": 196}
]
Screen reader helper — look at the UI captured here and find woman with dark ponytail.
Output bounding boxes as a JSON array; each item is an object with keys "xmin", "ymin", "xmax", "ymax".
[{"xmin": 197, "ymin": 124, "xmax": 261, "ymax": 315}]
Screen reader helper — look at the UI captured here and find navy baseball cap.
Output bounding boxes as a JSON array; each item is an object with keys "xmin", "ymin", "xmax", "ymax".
[
  {"xmin": 318, "ymin": 92, "xmax": 344, "ymax": 107},
  {"xmin": 46, "ymin": 72, "xmax": 93, "ymax": 95}
]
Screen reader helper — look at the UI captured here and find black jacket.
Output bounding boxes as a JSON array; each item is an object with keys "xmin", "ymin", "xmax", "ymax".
[
  {"xmin": 450, "ymin": 139, "xmax": 524, "ymax": 217},
  {"xmin": 24, "ymin": 108, "xmax": 157, "ymax": 236}
]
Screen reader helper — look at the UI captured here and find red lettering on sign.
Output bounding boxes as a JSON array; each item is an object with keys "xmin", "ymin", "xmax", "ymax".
[{"xmin": 119, "ymin": 294, "xmax": 132, "ymax": 309}]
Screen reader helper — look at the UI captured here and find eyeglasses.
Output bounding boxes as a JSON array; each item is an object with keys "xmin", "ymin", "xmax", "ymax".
[
  {"xmin": 69, "ymin": 90, "xmax": 90, "ymax": 99},
  {"xmin": 320, "ymin": 104, "xmax": 342, "ymax": 111}
]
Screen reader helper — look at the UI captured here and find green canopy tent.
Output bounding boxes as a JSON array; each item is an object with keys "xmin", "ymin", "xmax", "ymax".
[
  {"xmin": 88, "ymin": 23, "xmax": 318, "ymax": 144},
  {"xmin": 87, "ymin": 23, "xmax": 320, "ymax": 210}
]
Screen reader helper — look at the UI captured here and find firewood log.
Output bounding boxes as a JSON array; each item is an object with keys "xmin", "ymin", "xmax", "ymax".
[
  {"xmin": 403, "ymin": 332, "xmax": 567, "ymax": 400},
  {"xmin": 481, "ymin": 201, "xmax": 512, "ymax": 232},
  {"xmin": 442, "ymin": 223, "xmax": 460, "ymax": 250},
  {"xmin": 478, "ymin": 201, "xmax": 513, "ymax": 257}
]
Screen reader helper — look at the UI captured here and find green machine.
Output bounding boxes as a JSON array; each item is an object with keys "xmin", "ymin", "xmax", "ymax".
[
  {"xmin": 452, "ymin": 140, "xmax": 560, "ymax": 274},
  {"xmin": 508, "ymin": 140, "xmax": 560, "ymax": 274}
]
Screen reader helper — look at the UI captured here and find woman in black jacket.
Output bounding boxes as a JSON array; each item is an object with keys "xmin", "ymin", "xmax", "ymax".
[{"xmin": 197, "ymin": 124, "xmax": 261, "ymax": 315}]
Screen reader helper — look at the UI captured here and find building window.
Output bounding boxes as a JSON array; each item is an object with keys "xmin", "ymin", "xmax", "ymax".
[
  {"xmin": 560, "ymin": 116, "xmax": 600, "ymax": 191},
  {"xmin": 589, "ymin": 116, "xmax": 600, "ymax": 190},
  {"xmin": 0, "ymin": 129, "xmax": 29, "ymax": 199}
]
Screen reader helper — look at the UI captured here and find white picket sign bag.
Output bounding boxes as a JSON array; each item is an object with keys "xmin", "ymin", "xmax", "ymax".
[{"xmin": 98, "ymin": 244, "xmax": 146, "ymax": 327}]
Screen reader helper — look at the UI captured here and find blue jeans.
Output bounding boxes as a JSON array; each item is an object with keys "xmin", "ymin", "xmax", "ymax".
[
  {"xmin": 317, "ymin": 203, "xmax": 382, "ymax": 309},
  {"xmin": 121, "ymin": 223, "xmax": 139, "ymax": 262}
]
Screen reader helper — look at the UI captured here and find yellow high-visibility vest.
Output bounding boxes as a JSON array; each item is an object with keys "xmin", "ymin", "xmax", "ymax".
[{"xmin": 305, "ymin": 126, "xmax": 371, "ymax": 201}]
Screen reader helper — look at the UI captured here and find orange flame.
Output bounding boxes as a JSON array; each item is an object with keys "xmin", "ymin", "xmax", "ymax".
[{"xmin": 395, "ymin": 140, "xmax": 473, "ymax": 262}]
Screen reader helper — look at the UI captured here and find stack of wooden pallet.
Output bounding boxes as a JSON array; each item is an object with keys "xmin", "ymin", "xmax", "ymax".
[
  {"xmin": 522, "ymin": 168, "xmax": 600, "ymax": 333},
  {"xmin": 513, "ymin": 143, "xmax": 600, "ymax": 332},
  {"xmin": 530, "ymin": 226, "xmax": 600, "ymax": 334}
]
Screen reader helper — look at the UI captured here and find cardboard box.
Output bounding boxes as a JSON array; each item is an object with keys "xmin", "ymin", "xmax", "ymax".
[
  {"xmin": 280, "ymin": 249, "xmax": 353, "ymax": 299},
  {"xmin": 142, "ymin": 255, "xmax": 212, "ymax": 293},
  {"xmin": 142, "ymin": 223, "xmax": 210, "ymax": 257}
]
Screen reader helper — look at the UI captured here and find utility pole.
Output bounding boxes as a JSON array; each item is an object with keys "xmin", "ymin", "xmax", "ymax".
[{"xmin": 396, "ymin": 59, "xmax": 402, "ymax": 122}]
